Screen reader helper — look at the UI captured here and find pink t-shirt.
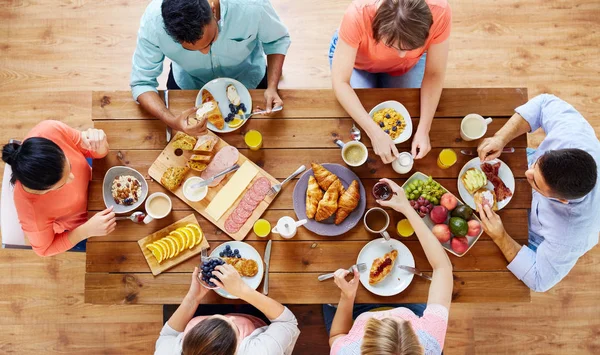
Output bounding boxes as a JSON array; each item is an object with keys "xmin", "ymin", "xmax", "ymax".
[
  {"xmin": 183, "ymin": 313, "xmax": 267, "ymax": 342},
  {"xmin": 331, "ymin": 304, "xmax": 449, "ymax": 354},
  {"xmin": 339, "ymin": 0, "xmax": 452, "ymax": 75}
]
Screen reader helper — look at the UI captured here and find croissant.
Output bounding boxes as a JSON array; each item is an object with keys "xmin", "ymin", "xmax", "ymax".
[
  {"xmin": 315, "ymin": 179, "xmax": 341, "ymax": 222},
  {"xmin": 335, "ymin": 180, "xmax": 360, "ymax": 225},
  {"xmin": 306, "ymin": 175, "xmax": 323, "ymax": 219},
  {"xmin": 311, "ymin": 163, "xmax": 344, "ymax": 194}
]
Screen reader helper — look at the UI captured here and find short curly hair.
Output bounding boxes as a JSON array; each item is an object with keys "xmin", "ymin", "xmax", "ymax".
[{"xmin": 162, "ymin": 0, "xmax": 214, "ymax": 44}]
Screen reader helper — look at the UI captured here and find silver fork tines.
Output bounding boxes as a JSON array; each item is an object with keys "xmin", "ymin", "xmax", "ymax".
[
  {"xmin": 317, "ymin": 263, "xmax": 367, "ymax": 281},
  {"xmin": 269, "ymin": 165, "xmax": 306, "ymax": 196}
]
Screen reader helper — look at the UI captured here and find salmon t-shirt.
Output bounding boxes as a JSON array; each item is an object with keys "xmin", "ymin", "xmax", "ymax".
[
  {"xmin": 13, "ymin": 121, "xmax": 102, "ymax": 256},
  {"xmin": 339, "ymin": 0, "xmax": 452, "ymax": 75}
]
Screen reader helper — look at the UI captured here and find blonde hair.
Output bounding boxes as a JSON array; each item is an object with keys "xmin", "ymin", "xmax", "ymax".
[{"xmin": 361, "ymin": 317, "xmax": 424, "ymax": 355}]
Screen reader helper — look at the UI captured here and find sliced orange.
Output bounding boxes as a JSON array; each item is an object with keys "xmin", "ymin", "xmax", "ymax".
[
  {"xmin": 162, "ymin": 237, "xmax": 178, "ymax": 258},
  {"xmin": 186, "ymin": 224, "xmax": 203, "ymax": 246},
  {"xmin": 167, "ymin": 235, "xmax": 183, "ymax": 255},
  {"xmin": 177, "ymin": 228, "xmax": 194, "ymax": 249},
  {"xmin": 170, "ymin": 232, "xmax": 186, "ymax": 253},
  {"xmin": 171, "ymin": 229, "xmax": 189, "ymax": 250},
  {"xmin": 155, "ymin": 240, "xmax": 171, "ymax": 259},
  {"xmin": 146, "ymin": 244, "xmax": 164, "ymax": 263}
]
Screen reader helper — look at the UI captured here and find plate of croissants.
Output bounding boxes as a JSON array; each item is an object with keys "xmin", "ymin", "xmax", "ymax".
[{"xmin": 292, "ymin": 163, "xmax": 366, "ymax": 236}]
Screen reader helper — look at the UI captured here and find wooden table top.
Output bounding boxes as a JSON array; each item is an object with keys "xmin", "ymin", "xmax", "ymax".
[{"xmin": 85, "ymin": 88, "xmax": 532, "ymax": 305}]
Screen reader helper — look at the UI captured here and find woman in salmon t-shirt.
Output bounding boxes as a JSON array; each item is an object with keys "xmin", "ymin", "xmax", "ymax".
[
  {"xmin": 330, "ymin": 0, "xmax": 452, "ymax": 164},
  {"xmin": 1, "ymin": 120, "xmax": 116, "ymax": 256}
]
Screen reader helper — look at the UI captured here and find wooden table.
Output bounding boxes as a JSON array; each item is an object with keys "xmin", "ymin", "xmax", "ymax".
[{"xmin": 85, "ymin": 88, "xmax": 532, "ymax": 305}]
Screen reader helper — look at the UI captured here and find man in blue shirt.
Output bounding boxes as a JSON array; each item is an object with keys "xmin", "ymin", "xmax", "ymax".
[
  {"xmin": 131, "ymin": 0, "xmax": 291, "ymax": 136},
  {"xmin": 476, "ymin": 94, "xmax": 599, "ymax": 292}
]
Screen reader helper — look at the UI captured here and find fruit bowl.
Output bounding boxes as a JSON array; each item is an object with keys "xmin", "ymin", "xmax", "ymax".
[{"xmin": 401, "ymin": 172, "xmax": 483, "ymax": 257}]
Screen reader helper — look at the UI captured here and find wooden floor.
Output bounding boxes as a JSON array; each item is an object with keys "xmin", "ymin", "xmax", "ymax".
[{"xmin": 0, "ymin": 0, "xmax": 599, "ymax": 353}]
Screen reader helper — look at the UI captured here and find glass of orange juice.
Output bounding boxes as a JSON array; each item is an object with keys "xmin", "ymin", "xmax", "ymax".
[
  {"xmin": 253, "ymin": 219, "xmax": 271, "ymax": 238},
  {"xmin": 244, "ymin": 130, "xmax": 263, "ymax": 151},
  {"xmin": 437, "ymin": 148, "xmax": 457, "ymax": 169}
]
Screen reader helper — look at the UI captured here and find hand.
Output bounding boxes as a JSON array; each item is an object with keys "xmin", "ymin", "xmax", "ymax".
[
  {"xmin": 376, "ymin": 178, "xmax": 410, "ymax": 213},
  {"xmin": 411, "ymin": 128, "xmax": 431, "ymax": 159},
  {"xmin": 178, "ymin": 107, "xmax": 208, "ymax": 137},
  {"xmin": 210, "ymin": 264, "xmax": 251, "ymax": 299},
  {"xmin": 333, "ymin": 266, "xmax": 360, "ymax": 300},
  {"xmin": 84, "ymin": 206, "xmax": 116, "ymax": 237},
  {"xmin": 478, "ymin": 136, "xmax": 505, "ymax": 162},
  {"xmin": 369, "ymin": 128, "xmax": 399, "ymax": 164},
  {"xmin": 187, "ymin": 266, "xmax": 210, "ymax": 303},
  {"xmin": 255, "ymin": 88, "xmax": 283, "ymax": 114},
  {"xmin": 477, "ymin": 203, "xmax": 507, "ymax": 241},
  {"xmin": 80, "ymin": 128, "xmax": 107, "ymax": 152}
]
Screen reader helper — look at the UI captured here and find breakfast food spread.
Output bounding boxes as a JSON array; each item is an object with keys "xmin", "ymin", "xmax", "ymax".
[
  {"xmin": 161, "ymin": 167, "xmax": 189, "ymax": 191},
  {"xmin": 369, "ymin": 249, "xmax": 398, "ymax": 285},
  {"xmin": 146, "ymin": 224, "xmax": 204, "ymax": 263},
  {"xmin": 111, "ymin": 175, "xmax": 142, "ymax": 205},
  {"xmin": 223, "ymin": 177, "xmax": 271, "ymax": 234},
  {"xmin": 372, "ymin": 108, "xmax": 406, "ymax": 140},
  {"xmin": 481, "ymin": 162, "xmax": 513, "ymax": 201},
  {"xmin": 461, "ymin": 168, "xmax": 488, "ymax": 194},
  {"xmin": 201, "ymin": 146, "xmax": 240, "ymax": 187},
  {"xmin": 205, "ymin": 161, "xmax": 259, "ymax": 221},
  {"xmin": 474, "ymin": 188, "xmax": 498, "ymax": 210},
  {"xmin": 307, "ymin": 163, "xmax": 360, "ymax": 224},
  {"xmin": 171, "ymin": 132, "xmax": 197, "ymax": 151}
]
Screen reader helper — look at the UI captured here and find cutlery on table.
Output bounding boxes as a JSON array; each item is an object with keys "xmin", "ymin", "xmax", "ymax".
[
  {"xmin": 317, "ymin": 263, "xmax": 367, "ymax": 281},
  {"xmin": 350, "ymin": 124, "xmax": 361, "ymax": 141},
  {"xmin": 191, "ymin": 164, "xmax": 240, "ymax": 189},
  {"xmin": 269, "ymin": 165, "xmax": 306, "ymax": 196},
  {"xmin": 164, "ymin": 90, "xmax": 172, "ymax": 142},
  {"xmin": 460, "ymin": 147, "xmax": 515, "ymax": 156},
  {"xmin": 115, "ymin": 211, "xmax": 146, "ymax": 223},
  {"xmin": 398, "ymin": 265, "xmax": 432, "ymax": 281},
  {"xmin": 262, "ymin": 240, "xmax": 272, "ymax": 295},
  {"xmin": 243, "ymin": 106, "xmax": 283, "ymax": 120}
]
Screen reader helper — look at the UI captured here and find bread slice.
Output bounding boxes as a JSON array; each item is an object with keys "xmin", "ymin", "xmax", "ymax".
[
  {"xmin": 193, "ymin": 135, "xmax": 218, "ymax": 154},
  {"xmin": 171, "ymin": 132, "xmax": 197, "ymax": 151},
  {"xmin": 461, "ymin": 168, "xmax": 487, "ymax": 194},
  {"xmin": 161, "ymin": 167, "xmax": 189, "ymax": 191},
  {"xmin": 189, "ymin": 154, "xmax": 212, "ymax": 163},
  {"xmin": 186, "ymin": 160, "xmax": 208, "ymax": 172},
  {"xmin": 474, "ymin": 188, "xmax": 498, "ymax": 211}
]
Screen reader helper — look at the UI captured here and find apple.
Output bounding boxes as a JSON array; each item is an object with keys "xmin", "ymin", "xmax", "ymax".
[
  {"xmin": 451, "ymin": 237, "xmax": 469, "ymax": 254},
  {"xmin": 432, "ymin": 224, "xmax": 451, "ymax": 243},
  {"xmin": 440, "ymin": 193, "xmax": 458, "ymax": 211},
  {"xmin": 429, "ymin": 206, "xmax": 449, "ymax": 224},
  {"xmin": 467, "ymin": 220, "xmax": 481, "ymax": 237}
]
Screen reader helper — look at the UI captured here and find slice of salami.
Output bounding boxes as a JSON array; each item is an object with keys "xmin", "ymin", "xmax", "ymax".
[
  {"xmin": 247, "ymin": 189, "xmax": 265, "ymax": 204},
  {"xmin": 238, "ymin": 199, "xmax": 257, "ymax": 214},
  {"xmin": 242, "ymin": 193, "xmax": 261, "ymax": 208},
  {"xmin": 230, "ymin": 209, "xmax": 248, "ymax": 224},
  {"xmin": 251, "ymin": 177, "xmax": 271, "ymax": 196},
  {"xmin": 235, "ymin": 206, "xmax": 253, "ymax": 220},
  {"xmin": 224, "ymin": 218, "xmax": 242, "ymax": 234}
]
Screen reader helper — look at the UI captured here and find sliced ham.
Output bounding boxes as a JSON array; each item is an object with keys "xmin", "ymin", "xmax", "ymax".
[{"xmin": 201, "ymin": 146, "xmax": 240, "ymax": 187}]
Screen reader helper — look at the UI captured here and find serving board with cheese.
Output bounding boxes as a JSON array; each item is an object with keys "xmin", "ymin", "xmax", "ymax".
[{"xmin": 148, "ymin": 131, "xmax": 279, "ymax": 241}]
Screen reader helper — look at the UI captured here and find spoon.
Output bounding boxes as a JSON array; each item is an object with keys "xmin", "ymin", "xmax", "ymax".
[
  {"xmin": 350, "ymin": 124, "xmax": 361, "ymax": 141},
  {"xmin": 115, "ymin": 211, "xmax": 146, "ymax": 223},
  {"xmin": 243, "ymin": 106, "xmax": 283, "ymax": 120}
]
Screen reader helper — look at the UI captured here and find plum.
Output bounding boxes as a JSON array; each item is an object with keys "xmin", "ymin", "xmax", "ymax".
[
  {"xmin": 451, "ymin": 237, "xmax": 469, "ymax": 254},
  {"xmin": 430, "ymin": 206, "xmax": 448, "ymax": 224},
  {"xmin": 467, "ymin": 220, "xmax": 482, "ymax": 237},
  {"xmin": 432, "ymin": 224, "xmax": 451, "ymax": 243},
  {"xmin": 440, "ymin": 193, "xmax": 458, "ymax": 211}
]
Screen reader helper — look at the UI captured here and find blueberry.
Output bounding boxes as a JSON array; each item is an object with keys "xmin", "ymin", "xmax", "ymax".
[
  {"xmin": 208, "ymin": 282, "xmax": 216, "ymax": 287},
  {"xmin": 379, "ymin": 121, "xmax": 384, "ymax": 127},
  {"xmin": 225, "ymin": 245, "xmax": 231, "ymax": 250},
  {"xmin": 229, "ymin": 103, "xmax": 235, "ymax": 110},
  {"xmin": 385, "ymin": 114, "xmax": 391, "ymax": 119},
  {"xmin": 392, "ymin": 126, "xmax": 397, "ymax": 131},
  {"xmin": 219, "ymin": 252, "xmax": 225, "ymax": 257},
  {"xmin": 396, "ymin": 120, "xmax": 401, "ymax": 125},
  {"xmin": 236, "ymin": 255, "xmax": 241, "ymax": 258},
  {"xmin": 384, "ymin": 129, "xmax": 390, "ymax": 134},
  {"xmin": 234, "ymin": 249, "xmax": 239, "ymax": 254}
]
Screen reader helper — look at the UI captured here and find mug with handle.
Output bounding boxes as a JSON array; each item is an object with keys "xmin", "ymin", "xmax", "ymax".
[
  {"xmin": 363, "ymin": 207, "xmax": 391, "ymax": 241},
  {"xmin": 460, "ymin": 113, "xmax": 493, "ymax": 141},
  {"xmin": 334, "ymin": 139, "xmax": 368, "ymax": 167},
  {"xmin": 143, "ymin": 192, "xmax": 172, "ymax": 224}
]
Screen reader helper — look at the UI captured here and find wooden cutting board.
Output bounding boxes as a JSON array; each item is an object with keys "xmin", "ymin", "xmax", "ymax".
[
  {"xmin": 137, "ymin": 213, "xmax": 210, "ymax": 276},
  {"xmin": 148, "ymin": 131, "xmax": 279, "ymax": 240}
]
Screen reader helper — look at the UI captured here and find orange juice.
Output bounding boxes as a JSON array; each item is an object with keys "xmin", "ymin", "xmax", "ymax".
[
  {"xmin": 253, "ymin": 219, "xmax": 271, "ymax": 237},
  {"xmin": 396, "ymin": 219, "xmax": 414, "ymax": 237},
  {"xmin": 244, "ymin": 130, "xmax": 263, "ymax": 151},
  {"xmin": 437, "ymin": 149, "xmax": 457, "ymax": 169}
]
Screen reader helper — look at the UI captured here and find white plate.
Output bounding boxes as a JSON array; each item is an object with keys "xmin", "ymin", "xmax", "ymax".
[
  {"xmin": 195, "ymin": 78, "xmax": 252, "ymax": 134},
  {"xmin": 458, "ymin": 158, "xmax": 515, "ymax": 211},
  {"xmin": 209, "ymin": 241, "xmax": 264, "ymax": 299},
  {"xmin": 368, "ymin": 100, "xmax": 413, "ymax": 144},
  {"xmin": 356, "ymin": 238, "xmax": 415, "ymax": 297}
]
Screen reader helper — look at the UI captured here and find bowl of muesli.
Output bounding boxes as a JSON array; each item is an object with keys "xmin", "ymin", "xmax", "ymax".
[{"xmin": 102, "ymin": 166, "xmax": 148, "ymax": 214}]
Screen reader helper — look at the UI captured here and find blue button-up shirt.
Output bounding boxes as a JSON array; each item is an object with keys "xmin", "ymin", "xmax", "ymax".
[
  {"xmin": 130, "ymin": 0, "xmax": 291, "ymax": 101},
  {"xmin": 506, "ymin": 94, "xmax": 600, "ymax": 292}
]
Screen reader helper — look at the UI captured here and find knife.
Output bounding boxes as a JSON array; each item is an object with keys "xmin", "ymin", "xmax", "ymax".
[
  {"xmin": 398, "ymin": 265, "xmax": 432, "ymax": 281},
  {"xmin": 460, "ymin": 147, "xmax": 515, "ymax": 156},
  {"xmin": 190, "ymin": 164, "xmax": 240, "ymax": 189},
  {"xmin": 262, "ymin": 240, "xmax": 272, "ymax": 295},
  {"xmin": 164, "ymin": 90, "xmax": 172, "ymax": 142}
]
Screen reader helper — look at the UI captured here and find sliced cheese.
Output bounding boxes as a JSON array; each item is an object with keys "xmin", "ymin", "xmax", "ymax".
[{"xmin": 205, "ymin": 161, "xmax": 259, "ymax": 221}]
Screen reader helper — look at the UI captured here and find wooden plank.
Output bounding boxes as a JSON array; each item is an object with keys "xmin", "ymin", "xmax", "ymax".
[
  {"xmin": 92, "ymin": 148, "xmax": 530, "ymax": 180},
  {"xmin": 88, "ymin": 177, "xmax": 533, "ymax": 211},
  {"xmin": 84, "ymin": 271, "xmax": 530, "ymax": 304},
  {"xmin": 92, "ymin": 88, "xmax": 527, "ymax": 120},
  {"xmin": 85, "ymin": 240, "xmax": 517, "ymax": 273},
  {"xmin": 94, "ymin": 117, "xmax": 528, "ymax": 150},
  {"xmin": 87, "ymin": 208, "xmax": 530, "ymax": 243}
]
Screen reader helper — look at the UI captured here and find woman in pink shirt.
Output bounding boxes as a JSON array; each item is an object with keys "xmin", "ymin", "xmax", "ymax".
[{"xmin": 327, "ymin": 179, "xmax": 453, "ymax": 354}]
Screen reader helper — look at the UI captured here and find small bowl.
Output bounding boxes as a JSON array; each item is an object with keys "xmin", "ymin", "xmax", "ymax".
[
  {"xmin": 368, "ymin": 100, "xmax": 413, "ymax": 144},
  {"xmin": 183, "ymin": 177, "xmax": 208, "ymax": 202},
  {"xmin": 102, "ymin": 166, "xmax": 148, "ymax": 214},
  {"xmin": 198, "ymin": 257, "xmax": 225, "ymax": 289}
]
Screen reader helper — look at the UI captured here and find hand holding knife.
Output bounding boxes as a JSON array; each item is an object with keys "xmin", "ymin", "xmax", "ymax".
[{"xmin": 460, "ymin": 147, "xmax": 514, "ymax": 156}]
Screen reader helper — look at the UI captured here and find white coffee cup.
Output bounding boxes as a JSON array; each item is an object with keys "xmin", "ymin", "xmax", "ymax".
[
  {"xmin": 143, "ymin": 192, "xmax": 172, "ymax": 224},
  {"xmin": 363, "ymin": 207, "xmax": 391, "ymax": 241},
  {"xmin": 460, "ymin": 114, "xmax": 493, "ymax": 141},
  {"xmin": 335, "ymin": 140, "xmax": 368, "ymax": 167}
]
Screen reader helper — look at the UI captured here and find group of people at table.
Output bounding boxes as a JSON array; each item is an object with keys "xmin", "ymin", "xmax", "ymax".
[{"xmin": 2, "ymin": 0, "xmax": 598, "ymax": 354}]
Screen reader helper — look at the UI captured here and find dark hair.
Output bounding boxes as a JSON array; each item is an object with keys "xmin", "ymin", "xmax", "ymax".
[
  {"xmin": 538, "ymin": 148, "xmax": 598, "ymax": 200},
  {"xmin": 182, "ymin": 317, "xmax": 237, "ymax": 355},
  {"xmin": 2, "ymin": 137, "xmax": 66, "ymax": 191},
  {"xmin": 372, "ymin": 0, "xmax": 433, "ymax": 50},
  {"xmin": 162, "ymin": 0, "xmax": 214, "ymax": 44}
]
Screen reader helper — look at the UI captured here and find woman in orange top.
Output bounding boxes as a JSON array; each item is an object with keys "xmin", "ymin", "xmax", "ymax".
[
  {"xmin": 1, "ymin": 120, "xmax": 116, "ymax": 256},
  {"xmin": 330, "ymin": 0, "xmax": 452, "ymax": 164}
]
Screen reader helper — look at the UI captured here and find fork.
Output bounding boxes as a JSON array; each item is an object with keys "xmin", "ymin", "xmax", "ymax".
[
  {"xmin": 318, "ymin": 263, "xmax": 367, "ymax": 281},
  {"xmin": 243, "ymin": 106, "xmax": 283, "ymax": 120},
  {"xmin": 268, "ymin": 165, "xmax": 306, "ymax": 196}
]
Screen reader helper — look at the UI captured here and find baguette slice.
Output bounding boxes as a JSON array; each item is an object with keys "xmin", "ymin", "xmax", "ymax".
[
  {"xmin": 193, "ymin": 135, "xmax": 219, "ymax": 154},
  {"xmin": 474, "ymin": 188, "xmax": 498, "ymax": 211},
  {"xmin": 461, "ymin": 168, "xmax": 487, "ymax": 195}
]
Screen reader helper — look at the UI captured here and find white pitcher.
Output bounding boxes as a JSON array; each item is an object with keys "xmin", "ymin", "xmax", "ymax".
[{"xmin": 272, "ymin": 216, "xmax": 308, "ymax": 239}]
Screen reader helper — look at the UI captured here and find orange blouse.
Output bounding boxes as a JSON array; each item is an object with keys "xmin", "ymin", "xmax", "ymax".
[{"xmin": 13, "ymin": 121, "xmax": 105, "ymax": 256}]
